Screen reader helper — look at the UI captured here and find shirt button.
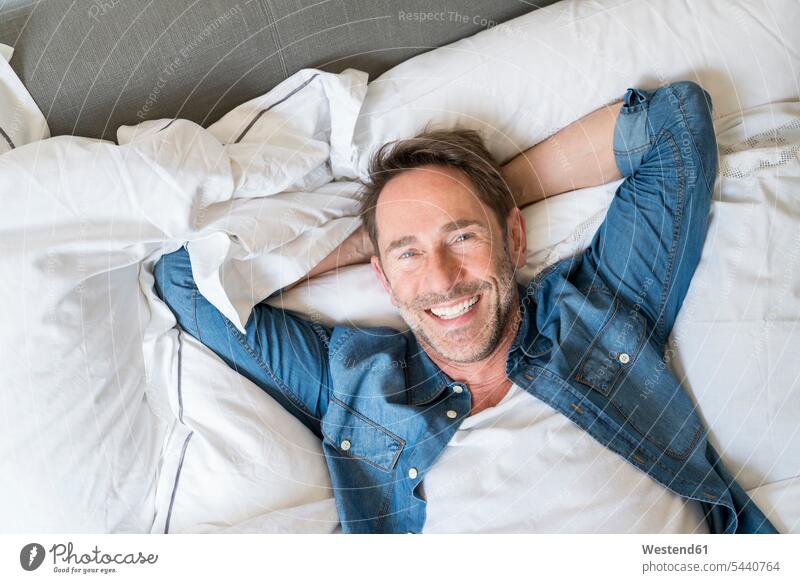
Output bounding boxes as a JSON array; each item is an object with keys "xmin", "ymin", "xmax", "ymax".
[
  {"xmin": 408, "ymin": 467, "xmax": 418, "ymax": 479},
  {"xmin": 446, "ymin": 409, "xmax": 457, "ymax": 419},
  {"xmin": 618, "ymin": 352, "xmax": 631, "ymax": 364},
  {"xmin": 340, "ymin": 439, "xmax": 351, "ymax": 451},
  {"xmin": 452, "ymin": 384, "xmax": 464, "ymax": 394}
]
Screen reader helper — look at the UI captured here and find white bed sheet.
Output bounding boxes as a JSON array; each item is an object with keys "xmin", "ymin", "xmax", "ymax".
[{"xmin": 0, "ymin": 65, "xmax": 365, "ymax": 532}]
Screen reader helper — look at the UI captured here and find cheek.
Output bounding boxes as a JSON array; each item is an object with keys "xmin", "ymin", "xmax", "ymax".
[
  {"xmin": 384, "ymin": 269, "xmax": 418, "ymax": 303},
  {"xmin": 469, "ymin": 249, "xmax": 503, "ymax": 280}
]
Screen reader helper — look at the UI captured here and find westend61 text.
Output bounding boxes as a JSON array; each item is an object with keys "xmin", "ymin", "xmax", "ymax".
[{"xmin": 642, "ymin": 544, "xmax": 708, "ymax": 555}]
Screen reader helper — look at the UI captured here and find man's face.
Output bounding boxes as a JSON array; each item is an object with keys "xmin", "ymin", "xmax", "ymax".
[{"xmin": 370, "ymin": 164, "xmax": 526, "ymax": 364}]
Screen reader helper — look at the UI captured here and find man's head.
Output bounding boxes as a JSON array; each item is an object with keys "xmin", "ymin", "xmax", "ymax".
[{"xmin": 358, "ymin": 129, "xmax": 527, "ymax": 364}]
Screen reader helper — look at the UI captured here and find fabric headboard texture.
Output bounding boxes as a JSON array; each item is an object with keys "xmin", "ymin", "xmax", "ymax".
[{"xmin": 0, "ymin": 0, "xmax": 558, "ymax": 141}]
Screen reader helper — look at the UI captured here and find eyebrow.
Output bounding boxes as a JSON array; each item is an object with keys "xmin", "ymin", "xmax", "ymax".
[{"xmin": 383, "ymin": 219, "xmax": 488, "ymax": 256}]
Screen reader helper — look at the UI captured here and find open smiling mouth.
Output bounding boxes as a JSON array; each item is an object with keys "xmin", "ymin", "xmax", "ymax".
[{"xmin": 424, "ymin": 294, "xmax": 481, "ymax": 325}]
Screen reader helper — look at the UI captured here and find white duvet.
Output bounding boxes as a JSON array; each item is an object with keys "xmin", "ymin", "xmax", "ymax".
[{"xmin": 1, "ymin": 0, "xmax": 799, "ymax": 534}]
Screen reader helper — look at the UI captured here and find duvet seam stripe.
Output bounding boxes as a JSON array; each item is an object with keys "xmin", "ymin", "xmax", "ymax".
[
  {"xmin": 164, "ymin": 431, "xmax": 194, "ymax": 534},
  {"xmin": 177, "ymin": 329, "xmax": 185, "ymax": 423},
  {"xmin": 164, "ymin": 328, "xmax": 190, "ymax": 534},
  {"xmin": 0, "ymin": 125, "xmax": 14, "ymax": 150},
  {"xmin": 233, "ymin": 72, "xmax": 319, "ymax": 144}
]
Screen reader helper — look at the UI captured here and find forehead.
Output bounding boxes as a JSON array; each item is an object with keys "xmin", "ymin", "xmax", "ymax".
[{"xmin": 375, "ymin": 164, "xmax": 497, "ymax": 243}]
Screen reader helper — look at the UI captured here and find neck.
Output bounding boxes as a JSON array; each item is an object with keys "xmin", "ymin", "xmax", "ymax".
[{"xmin": 424, "ymin": 293, "xmax": 522, "ymax": 415}]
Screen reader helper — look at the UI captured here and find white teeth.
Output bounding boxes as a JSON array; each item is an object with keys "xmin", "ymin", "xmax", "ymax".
[{"xmin": 430, "ymin": 295, "xmax": 479, "ymax": 319}]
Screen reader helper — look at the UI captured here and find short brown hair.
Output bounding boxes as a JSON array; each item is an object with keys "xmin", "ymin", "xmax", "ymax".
[{"xmin": 358, "ymin": 128, "xmax": 516, "ymax": 259}]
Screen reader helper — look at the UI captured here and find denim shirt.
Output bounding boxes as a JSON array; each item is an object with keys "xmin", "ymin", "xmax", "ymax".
[{"xmin": 154, "ymin": 81, "xmax": 777, "ymax": 534}]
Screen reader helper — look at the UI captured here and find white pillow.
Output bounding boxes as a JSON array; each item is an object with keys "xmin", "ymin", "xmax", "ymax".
[
  {"xmin": 0, "ymin": 42, "xmax": 49, "ymax": 154},
  {"xmin": 347, "ymin": 0, "xmax": 800, "ymax": 178},
  {"xmin": 150, "ymin": 331, "xmax": 339, "ymax": 534}
]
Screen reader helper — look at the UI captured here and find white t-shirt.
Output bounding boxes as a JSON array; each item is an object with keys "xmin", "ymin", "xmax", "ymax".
[{"xmin": 421, "ymin": 383, "xmax": 709, "ymax": 533}]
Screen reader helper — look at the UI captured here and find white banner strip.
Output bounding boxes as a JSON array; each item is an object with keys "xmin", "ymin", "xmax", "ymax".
[{"xmin": 2, "ymin": 534, "xmax": 798, "ymax": 583}]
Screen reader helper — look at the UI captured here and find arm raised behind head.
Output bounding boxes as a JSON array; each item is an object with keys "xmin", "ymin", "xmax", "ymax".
[{"xmin": 501, "ymin": 101, "xmax": 623, "ymax": 208}]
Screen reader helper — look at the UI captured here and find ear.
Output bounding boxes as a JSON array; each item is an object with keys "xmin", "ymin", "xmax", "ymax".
[
  {"xmin": 507, "ymin": 207, "xmax": 527, "ymax": 269},
  {"xmin": 371, "ymin": 255, "xmax": 398, "ymax": 307}
]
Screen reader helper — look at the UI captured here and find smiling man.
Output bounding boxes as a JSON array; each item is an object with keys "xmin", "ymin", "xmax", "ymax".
[
  {"xmin": 364, "ymin": 152, "xmax": 524, "ymax": 416},
  {"xmin": 154, "ymin": 81, "xmax": 777, "ymax": 534}
]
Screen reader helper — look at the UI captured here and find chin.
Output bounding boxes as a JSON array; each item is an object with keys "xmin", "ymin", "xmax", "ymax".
[
  {"xmin": 421, "ymin": 322, "xmax": 498, "ymax": 364},
  {"xmin": 435, "ymin": 344, "xmax": 493, "ymax": 364},
  {"xmin": 398, "ymin": 283, "xmax": 511, "ymax": 363}
]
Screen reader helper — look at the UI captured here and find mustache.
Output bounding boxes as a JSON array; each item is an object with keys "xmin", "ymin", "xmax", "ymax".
[{"xmin": 411, "ymin": 280, "xmax": 491, "ymax": 311}]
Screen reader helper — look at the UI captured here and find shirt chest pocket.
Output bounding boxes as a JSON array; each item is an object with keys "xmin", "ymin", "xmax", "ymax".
[
  {"xmin": 574, "ymin": 297, "xmax": 648, "ymax": 395},
  {"xmin": 321, "ymin": 397, "xmax": 406, "ymax": 473},
  {"xmin": 572, "ymin": 294, "xmax": 701, "ymax": 459}
]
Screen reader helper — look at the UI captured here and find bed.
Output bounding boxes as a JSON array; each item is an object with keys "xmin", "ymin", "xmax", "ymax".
[{"xmin": 1, "ymin": 0, "xmax": 798, "ymax": 534}]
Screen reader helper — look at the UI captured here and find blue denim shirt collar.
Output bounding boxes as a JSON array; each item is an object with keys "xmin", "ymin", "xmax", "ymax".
[
  {"xmin": 508, "ymin": 281, "xmax": 534, "ymax": 357},
  {"xmin": 404, "ymin": 332, "xmax": 454, "ymax": 406}
]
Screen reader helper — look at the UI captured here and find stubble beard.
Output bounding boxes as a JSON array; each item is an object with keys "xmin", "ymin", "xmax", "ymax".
[{"xmin": 395, "ymin": 249, "xmax": 518, "ymax": 364}]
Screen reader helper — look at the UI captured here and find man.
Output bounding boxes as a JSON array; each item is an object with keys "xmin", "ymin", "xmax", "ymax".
[{"xmin": 154, "ymin": 81, "xmax": 777, "ymax": 534}]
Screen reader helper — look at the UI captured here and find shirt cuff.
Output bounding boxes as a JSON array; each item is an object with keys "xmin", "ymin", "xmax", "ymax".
[{"xmin": 612, "ymin": 87, "xmax": 653, "ymax": 178}]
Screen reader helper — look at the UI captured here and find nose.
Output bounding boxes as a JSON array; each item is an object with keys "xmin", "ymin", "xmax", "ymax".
[{"xmin": 425, "ymin": 246, "xmax": 464, "ymax": 297}]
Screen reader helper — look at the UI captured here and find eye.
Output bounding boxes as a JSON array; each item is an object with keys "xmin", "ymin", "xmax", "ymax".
[
  {"xmin": 398, "ymin": 250, "xmax": 417, "ymax": 260},
  {"xmin": 454, "ymin": 232, "xmax": 473, "ymax": 243}
]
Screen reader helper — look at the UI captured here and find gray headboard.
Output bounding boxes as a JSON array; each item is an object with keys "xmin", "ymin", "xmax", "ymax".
[{"xmin": 0, "ymin": 0, "xmax": 558, "ymax": 141}]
